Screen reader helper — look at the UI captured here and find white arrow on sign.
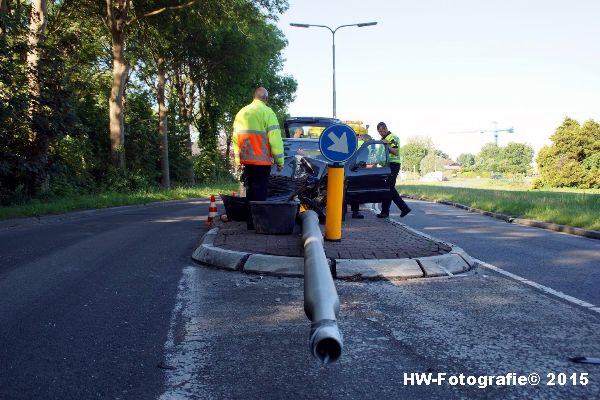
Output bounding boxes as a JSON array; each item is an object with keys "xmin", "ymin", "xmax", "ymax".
[{"xmin": 327, "ymin": 131, "xmax": 348, "ymax": 154}]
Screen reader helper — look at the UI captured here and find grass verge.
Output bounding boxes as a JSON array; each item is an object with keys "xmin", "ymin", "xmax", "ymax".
[
  {"xmin": 0, "ymin": 183, "xmax": 239, "ymax": 220},
  {"xmin": 398, "ymin": 184, "xmax": 600, "ymax": 231}
]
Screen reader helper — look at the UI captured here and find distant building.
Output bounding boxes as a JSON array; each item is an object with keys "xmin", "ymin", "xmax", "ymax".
[{"xmin": 441, "ymin": 159, "xmax": 460, "ymax": 171}]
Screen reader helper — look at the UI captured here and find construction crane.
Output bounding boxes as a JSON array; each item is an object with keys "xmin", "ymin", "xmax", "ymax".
[{"xmin": 449, "ymin": 121, "xmax": 514, "ymax": 146}]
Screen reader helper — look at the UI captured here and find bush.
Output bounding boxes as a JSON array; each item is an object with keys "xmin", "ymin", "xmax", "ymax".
[
  {"xmin": 458, "ymin": 171, "xmax": 478, "ymax": 178},
  {"xmin": 103, "ymin": 168, "xmax": 155, "ymax": 192},
  {"xmin": 536, "ymin": 117, "xmax": 600, "ymax": 189},
  {"xmin": 531, "ymin": 178, "xmax": 547, "ymax": 190},
  {"xmin": 192, "ymin": 146, "xmax": 234, "ymax": 184},
  {"xmin": 48, "ymin": 134, "xmax": 95, "ymax": 196}
]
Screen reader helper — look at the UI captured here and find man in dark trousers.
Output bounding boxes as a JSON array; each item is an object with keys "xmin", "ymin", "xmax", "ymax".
[
  {"xmin": 233, "ymin": 87, "xmax": 284, "ymax": 229},
  {"xmin": 376, "ymin": 121, "xmax": 411, "ymax": 218}
]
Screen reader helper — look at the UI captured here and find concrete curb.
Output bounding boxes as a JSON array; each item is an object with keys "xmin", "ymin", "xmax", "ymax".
[
  {"xmin": 191, "ymin": 243, "xmax": 249, "ymax": 271},
  {"xmin": 244, "ymin": 254, "xmax": 305, "ymax": 277},
  {"xmin": 416, "ymin": 254, "xmax": 471, "ymax": 277},
  {"xmin": 191, "ymin": 218, "xmax": 475, "ymax": 281},
  {"xmin": 404, "ymin": 195, "xmax": 600, "ymax": 240},
  {"xmin": 510, "ymin": 218, "xmax": 600, "ymax": 240},
  {"xmin": 335, "ymin": 258, "xmax": 423, "ymax": 280}
]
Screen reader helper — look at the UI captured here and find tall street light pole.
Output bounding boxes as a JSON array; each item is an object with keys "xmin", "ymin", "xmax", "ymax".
[{"xmin": 290, "ymin": 22, "xmax": 377, "ymax": 118}]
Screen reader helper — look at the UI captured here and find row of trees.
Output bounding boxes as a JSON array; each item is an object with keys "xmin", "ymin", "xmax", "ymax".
[
  {"xmin": 398, "ymin": 117, "xmax": 599, "ymax": 189},
  {"xmin": 1, "ymin": 0, "xmax": 296, "ymax": 204},
  {"xmin": 536, "ymin": 117, "xmax": 600, "ymax": 189},
  {"xmin": 457, "ymin": 142, "xmax": 534, "ymax": 175},
  {"xmin": 398, "ymin": 136, "xmax": 534, "ymax": 176}
]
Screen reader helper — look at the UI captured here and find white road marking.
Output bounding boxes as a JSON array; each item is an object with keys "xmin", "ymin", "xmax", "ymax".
[
  {"xmin": 477, "ymin": 259, "xmax": 600, "ymax": 315},
  {"xmin": 159, "ymin": 265, "xmax": 214, "ymax": 400}
]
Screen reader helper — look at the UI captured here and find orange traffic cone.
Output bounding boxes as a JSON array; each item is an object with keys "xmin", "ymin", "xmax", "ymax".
[{"xmin": 207, "ymin": 194, "xmax": 218, "ymax": 226}]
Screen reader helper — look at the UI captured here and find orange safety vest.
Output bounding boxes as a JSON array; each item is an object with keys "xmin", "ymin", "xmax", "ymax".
[{"xmin": 236, "ymin": 129, "xmax": 275, "ymax": 164}]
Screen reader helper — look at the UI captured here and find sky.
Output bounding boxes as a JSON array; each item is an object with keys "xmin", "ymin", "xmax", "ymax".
[{"xmin": 275, "ymin": 0, "xmax": 600, "ymax": 160}]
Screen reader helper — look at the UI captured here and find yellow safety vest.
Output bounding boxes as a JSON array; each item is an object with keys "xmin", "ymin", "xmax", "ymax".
[
  {"xmin": 233, "ymin": 99, "xmax": 284, "ymax": 166},
  {"xmin": 384, "ymin": 132, "xmax": 401, "ymax": 164}
]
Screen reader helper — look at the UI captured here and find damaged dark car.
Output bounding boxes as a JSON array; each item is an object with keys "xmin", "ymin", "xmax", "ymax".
[{"xmin": 267, "ymin": 117, "xmax": 392, "ymax": 216}]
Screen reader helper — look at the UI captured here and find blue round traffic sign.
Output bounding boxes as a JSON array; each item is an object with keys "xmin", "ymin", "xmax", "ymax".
[{"xmin": 318, "ymin": 124, "xmax": 358, "ymax": 163}]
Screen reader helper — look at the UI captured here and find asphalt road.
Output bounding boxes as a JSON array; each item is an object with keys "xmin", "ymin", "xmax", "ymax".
[
  {"xmin": 0, "ymin": 200, "xmax": 210, "ymax": 399},
  {"xmin": 388, "ymin": 198, "xmax": 600, "ymax": 306},
  {"xmin": 1, "ymin": 199, "xmax": 599, "ymax": 399}
]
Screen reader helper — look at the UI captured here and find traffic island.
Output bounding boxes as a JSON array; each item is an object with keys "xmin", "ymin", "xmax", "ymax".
[{"xmin": 191, "ymin": 210, "xmax": 476, "ymax": 281}]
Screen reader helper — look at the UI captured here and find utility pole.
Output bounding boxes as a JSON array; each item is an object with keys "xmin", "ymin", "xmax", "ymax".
[{"xmin": 290, "ymin": 22, "xmax": 377, "ymax": 118}]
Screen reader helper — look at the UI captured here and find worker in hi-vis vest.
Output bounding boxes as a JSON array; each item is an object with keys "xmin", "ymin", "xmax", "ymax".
[
  {"xmin": 376, "ymin": 121, "xmax": 411, "ymax": 218},
  {"xmin": 233, "ymin": 87, "xmax": 284, "ymax": 229}
]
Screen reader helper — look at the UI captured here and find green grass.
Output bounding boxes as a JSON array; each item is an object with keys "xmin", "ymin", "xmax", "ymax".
[
  {"xmin": 398, "ymin": 181, "xmax": 600, "ymax": 231},
  {"xmin": 4, "ymin": 178, "xmax": 599, "ymax": 231},
  {"xmin": 0, "ymin": 183, "xmax": 239, "ymax": 220}
]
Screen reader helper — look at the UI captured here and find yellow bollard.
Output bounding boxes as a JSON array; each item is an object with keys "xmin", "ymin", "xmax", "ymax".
[{"xmin": 325, "ymin": 164, "xmax": 344, "ymax": 241}]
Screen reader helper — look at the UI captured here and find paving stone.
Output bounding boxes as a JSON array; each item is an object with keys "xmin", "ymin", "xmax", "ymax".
[
  {"xmin": 203, "ymin": 210, "xmax": 472, "ymax": 280},
  {"xmin": 213, "ymin": 212, "xmax": 452, "ymax": 260}
]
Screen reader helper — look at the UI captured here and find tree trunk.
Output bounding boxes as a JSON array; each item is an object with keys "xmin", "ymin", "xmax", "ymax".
[
  {"xmin": 0, "ymin": 0, "xmax": 8, "ymax": 35},
  {"xmin": 185, "ymin": 84, "xmax": 195, "ymax": 185},
  {"xmin": 27, "ymin": 0, "xmax": 48, "ymax": 194},
  {"xmin": 225, "ymin": 125, "xmax": 232, "ymax": 172},
  {"xmin": 27, "ymin": 0, "xmax": 47, "ymax": 127},
  {"xmin": 174, "ymin": 69, "xmax": 195, "ymax": 186},
  {"xmin": 107, "ymin": 0, "xmax": 129, "ymax": 169},
  {"xmin": 157, "ymin": 56, "xmax": 170, "ymax": 188}
]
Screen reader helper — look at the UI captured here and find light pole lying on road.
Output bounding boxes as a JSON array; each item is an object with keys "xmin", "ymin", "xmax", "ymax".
[{"xmin": 290, "ymin": 21, "xmax": 377, "ymax": 118}]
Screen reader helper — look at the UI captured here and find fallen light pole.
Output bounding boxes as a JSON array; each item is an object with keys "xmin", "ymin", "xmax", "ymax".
[{"xmin": 300, "ymin": 210, "xmax": 343, "ymax": 364}]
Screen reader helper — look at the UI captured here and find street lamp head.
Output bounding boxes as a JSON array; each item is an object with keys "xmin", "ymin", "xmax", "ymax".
[
  {"xmin": 290, "ymin": 23, "xmax": 310, "ymax": 28},
  {"xmin": 357, "ymin": 22, "xmax": 377, "ymax": 27}
]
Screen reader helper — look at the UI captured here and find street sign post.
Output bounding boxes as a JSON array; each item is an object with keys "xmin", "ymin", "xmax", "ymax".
[{"xmin": 319, "ymin": 124, "xmax": 358, "ymax": 241}]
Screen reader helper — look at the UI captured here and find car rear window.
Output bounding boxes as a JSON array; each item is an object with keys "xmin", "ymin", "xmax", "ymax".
[
  {"xmin": 288, "ymin": 124, "xmax": 328, "ymax": 139},
  {"xmin": 284, "ymin": 139, "xmax": 321, "ymax": 158}
]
